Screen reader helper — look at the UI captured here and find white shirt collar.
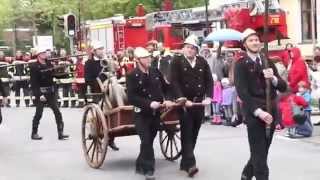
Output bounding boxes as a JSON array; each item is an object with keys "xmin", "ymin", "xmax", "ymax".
[
  {"xmin": 184, "ymin": 55, "xmax": 197, "ymax": 68},
  {"xmin": 94, "ymin": 56, "xmax": 102, "ymax": 61},
  {"xmin": 247, "ymin": 51, "xmax": 261, "ymax": 62}
]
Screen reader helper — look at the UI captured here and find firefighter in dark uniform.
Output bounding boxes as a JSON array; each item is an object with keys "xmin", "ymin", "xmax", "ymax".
[
  {"xmin": 170, "ymin": 35, "xmax": 213, "ymax": 177},
  {"xmin": 127, "ymin": 47, "xmax": 174, "ymax": 180},
  {"xmin": 84, "ymin": 41, "xmax": 119, "ymax": 151},
  {"xmin": 0, "ymin": 78, "xmax": 8, "ymax": 124},
  {"xmin": 29, "ymin": 49, "xmax": 69, "ymax": 140},
  {"xmin": 234, "ymin": 29, "xmax": 287, "ymax": 180},
  {"xmin": 11, "ymin": 50, "xmax": 31, "ymax": 107},
  {"xmin": 58, "ymin": 49, "xmax": 76, "ymax": 107},
  {"xmin": 0, "ymin": 51, "xmax": 12, "ymax": 107}
]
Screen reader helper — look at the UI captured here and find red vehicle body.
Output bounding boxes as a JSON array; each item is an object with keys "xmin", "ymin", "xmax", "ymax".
[{"xmin": 81, "ymin": 0, "xmax": 289, "ymax": 56}]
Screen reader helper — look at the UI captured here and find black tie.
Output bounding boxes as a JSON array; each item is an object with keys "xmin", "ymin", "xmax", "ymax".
[{"xmin": 256, "ymin": 57, "xmax": 262, "ymax": 70}]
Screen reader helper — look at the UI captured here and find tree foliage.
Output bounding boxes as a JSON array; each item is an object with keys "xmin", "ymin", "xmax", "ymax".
[{"xmin": 0, "ymin": 0, "xmax": 205, "ymax": 47}]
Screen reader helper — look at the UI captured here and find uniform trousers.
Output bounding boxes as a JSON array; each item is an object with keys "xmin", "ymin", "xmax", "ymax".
[
  {"xmin": 179, "ymin": 106, "xmax": 204, "ymax": 170},
  {"xmin": 134, "ymin": 112, "xmax": 160, "ymax": 173},
  {"xmin": 32, "ymin": 92, "xmax": 64, "ymax": 134},
  {"xmin": 242, "ymin": 114, "xmax": 275, "ymax": 180},
  {"xmin": 15, "ymin": 80, "xmax": 30, "ymax": 106}
]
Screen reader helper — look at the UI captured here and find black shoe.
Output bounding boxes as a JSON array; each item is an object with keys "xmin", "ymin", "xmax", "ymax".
[
  {"xmin": 187, "ymin": 166, "xmax": 199, "ymax": 177},
  {"xmin": 26, "ymin": 104, "xmax": 30, "ymax": 107},
  {"xmin": 241, "ymin": 174, "xmax": 252, "ymax": 180},
  {"xmin": 16, "ymin": 104, "xmax": 20, "ymax": 108},
  {"xmin": 231, "ymin": 120, "xmax": 242, "ymax": 127},
  {"xmin": 145, "ymin": 171, "xmax": 155, "ymax": 180},
  {"xmin": 135, "ymin": 167, "xmax": 145, "ymax": 175},
  {"xmin": 109, "ymin": 141, "xmax": 119, "ymax": 151},
  {"xmin": 58, "ymin": 133, "xmax": 69, "ymax": 140},
  {"xmin": 6, "ymin": 104, "xmax": 11, "ymax": 108},
  {"xmin": 313, "ymin": 121, "xmax": 320, "ymax": 126},
  {"xmin": 31, "ymin": 133, "xmax": 43, "ymax": 140}
]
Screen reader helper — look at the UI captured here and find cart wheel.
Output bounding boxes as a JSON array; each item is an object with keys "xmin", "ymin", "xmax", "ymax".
[
  {"xmin": 159, "ymin": 125, "xmax": 182, "ymax": 161},
  {"xmin": 82, "ymin": 103, "xmax": 109, "ymax": 168}
]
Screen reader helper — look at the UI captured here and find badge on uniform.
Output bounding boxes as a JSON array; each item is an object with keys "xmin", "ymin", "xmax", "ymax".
[{"xmin": 134, "ymin": 107, "xmax": 141, "ymax": 113}]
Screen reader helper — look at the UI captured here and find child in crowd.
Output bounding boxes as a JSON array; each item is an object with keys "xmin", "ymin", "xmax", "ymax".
[
  {"xmin": 295, "ymin": 81, "xmax": 313, "ymax": 137},
  {"xmin": 221, "ymin": 78, "xmax": 236, "ymax": 126},
  {"xmin": 211, "ymin": 74, "xmax": 222, "ymax": 125},
  {"xmin": 278, "ymin": 87, "xmax": 309, "ymax": 138}
]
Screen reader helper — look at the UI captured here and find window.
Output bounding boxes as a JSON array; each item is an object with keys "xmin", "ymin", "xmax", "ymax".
[{"xmin": 301, "ymin": 0, "xmax": 317, "ymax": 41}]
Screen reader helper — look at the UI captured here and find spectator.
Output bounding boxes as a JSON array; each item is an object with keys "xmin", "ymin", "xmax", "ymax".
[
  {"xmin": 295, "ymin": 81, "xmax": 313, "ymax": 137},
  {"xmin": 211, "ymin": 74, "xmax": 222, "ymax": 125},
  {"xmin": 278, "ymin": 88, "xmax": 308, "ymax": 138},
  {"xmin": 287, "ymin": 48, "xmax": 310, "ymax": 93},
  {"xmin": 221, "ymin": 78, "xmax": 236, "ymax": 126}
]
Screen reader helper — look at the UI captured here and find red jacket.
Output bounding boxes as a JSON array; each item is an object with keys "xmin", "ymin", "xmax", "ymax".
[
  {"xmin": 75, "ymin": 60, "xmax": 85, "ymax": 84},
  {"xmin": 287, "ymin": 48, "xmax": 310, "ymax": 93},
  {"xmin": 279, "ymin": 93, "xmax": 308, "ymax": 127}
]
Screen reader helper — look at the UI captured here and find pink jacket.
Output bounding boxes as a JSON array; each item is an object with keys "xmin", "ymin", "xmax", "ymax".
[{"xmin": 212, "ymin": 81, "xmax": 222, "ymax": 103}]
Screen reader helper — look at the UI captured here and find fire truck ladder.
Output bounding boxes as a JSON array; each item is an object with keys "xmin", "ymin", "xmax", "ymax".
[{"xmin": 115, "ymin": 24, "xmax": 125, "ymax": 51}]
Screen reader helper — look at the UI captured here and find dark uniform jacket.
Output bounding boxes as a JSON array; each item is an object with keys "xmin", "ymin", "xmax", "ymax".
[
  {"xmin": 84, "ymin": 59, "xmax": 103, "ymax": 83},
  {"xmin": 151, "ymin": 55, "xmax": 171, "ymax": 81},
  {"xmin": 126, "ymin": 67, "xmax": 171, "ymax": 116},
  {"xmin": 234, "ymin": 54, "xmax": 287, "ymax": 116},
  {"xmin": 30, "ymin": 61, "xmax": 56, "ymax": 97},
  {"xmin": 170, "ymin": 55, "xmax": 213, "ymax": 101}
]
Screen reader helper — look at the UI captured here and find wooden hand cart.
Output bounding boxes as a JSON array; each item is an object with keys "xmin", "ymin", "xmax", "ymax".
[{"xmin": 81, "ymin": 94, "xmax": 182, "ymax": 169}]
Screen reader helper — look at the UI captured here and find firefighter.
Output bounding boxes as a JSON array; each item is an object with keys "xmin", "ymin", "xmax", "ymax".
[
  {"xmin": 74, "ymin": 55, "xmax": 86, "ymax": 107},
  {"xmin": 126, "ymin": 47, "xmax": 174, "ymax": 180},
  {"xmin": 0, "ymin": 51, "xmax": 11, "ymax": 107},
  {"xmin": 234, "ymin": 29, "xmax": 287, "ymax": 180},
  {"xmin": 170, "ymin": 34, "xmax": 213, "ymax": 177},
  {"xmin": 84, "ymin": 41, "xmax": 119, "ymax": 151},
  {"xmin": 58, "ymin": 49, "xmax": 76, "ymax": 108},
  {"xmin": 11, "ymin": 50, "xmax": 31, "ymax": 107},
  {"xmin": 29, "ymin": 48, "xmax": 69, "ymax": 140}
]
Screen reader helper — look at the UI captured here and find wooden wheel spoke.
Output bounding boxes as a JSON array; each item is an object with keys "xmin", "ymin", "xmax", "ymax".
[
  {"xmin": 91, "ymin": 141, "xmax": 97, "ymax": 162},
  {"xmin": 170, "ymin": 139, "xmax": 173, "ymax": 158},
  {"xmin": 86, "ymin": 140, "xmax": 95, "ymax": 154},
  {"xmin": 175, "ymin": 134, "xmax": 181, "ymax": 140},
  {"xmin": 172, "ymin": 136, "xmax": 179, "ymax": 154},
  {"xmin": 164, "ymin": 136, "xmax": 170, "ymax": 154},
  {"xmin": 161, "ymin": 134, "xmax": 168, "ymax": 144}
]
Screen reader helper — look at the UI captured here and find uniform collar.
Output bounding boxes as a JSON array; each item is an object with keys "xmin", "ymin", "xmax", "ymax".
[
  {"xmin": 184, "ymin": 55, "xmax": 197, "ymax": 68},
  {"xmin": 247, "ymin": 51, "xmax": 261, "ymax": 62}
]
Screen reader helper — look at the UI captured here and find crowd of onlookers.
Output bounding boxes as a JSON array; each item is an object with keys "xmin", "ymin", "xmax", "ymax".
[{"xmin": 1, "ymin": 41, "xmax": 320, "ymax": 139}]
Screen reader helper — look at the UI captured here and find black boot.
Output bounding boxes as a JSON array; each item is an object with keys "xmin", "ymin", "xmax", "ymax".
[
  {"xmin": 31, "ymin": 133, "xmax": 43, "ymax": 140},
  {"xmin": 57, "ymin": 123, "xmax": 69, "ymax": 140},
  {"xmin": 109, "ymin": 140, "xmax": 119, "ymax": 151},
  {"xmin": 71, "ymin": 101, "xmax": 76, "ymax": 108},
  {"xmin": 31, "ymin": 128, "xmax": 42, "ymax": 140},
  {"xmin": 58, "ymin": 133, "xmax": 69, "ymax": 140}
]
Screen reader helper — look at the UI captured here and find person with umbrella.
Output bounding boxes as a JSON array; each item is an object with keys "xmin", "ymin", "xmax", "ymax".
[{"xmin": 234, "ymin": 28, "xmax": 287, "ymax": 180}]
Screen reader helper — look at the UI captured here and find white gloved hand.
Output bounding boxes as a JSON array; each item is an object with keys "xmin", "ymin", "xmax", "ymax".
[
  {"xmin": 262, "ymin": 68, "xmax": 274, "ymax": 79},
  {"xmin": 185, "ymin": 100, "xmax": 193, "ymax": 107},
  {"xmin": 40, "ymin": 95, "xmax": 47, "ymax": 102},
  {"xmin": 150, "ymin": 101, "xmax": 161, "ymax": 109},
  {"xmin": 201, "ymin": 98, "xmax": 212, "ymax": 105},
  {"xmin": 257, "ymin": 110, "xmax": 273, "ymax": 125}
]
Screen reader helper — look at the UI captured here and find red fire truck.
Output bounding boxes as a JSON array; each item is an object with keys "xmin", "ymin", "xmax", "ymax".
[{"xmin": 81, "ymin": 0, "xmax": 288, "ymax": 54}]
